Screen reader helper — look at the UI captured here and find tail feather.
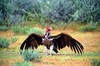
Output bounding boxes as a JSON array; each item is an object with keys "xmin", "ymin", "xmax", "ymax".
[
  {"xmin": 53, "ymin": 46, "xmax": 58, "ymax": 53},
  {"xmin": 53, "ymin": 48, "xmax": 58, "ymax": 53}
]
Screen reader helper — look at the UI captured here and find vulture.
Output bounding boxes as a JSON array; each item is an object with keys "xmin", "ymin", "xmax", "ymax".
[{"xmin": 20, "ymin": 33, "xmax": 84, "ymax": 55}]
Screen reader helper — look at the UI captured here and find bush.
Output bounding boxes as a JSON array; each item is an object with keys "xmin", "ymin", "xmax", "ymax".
[
  {"xmin": 0, "ymin": 37, "xmax": 10, "ymax": 48},
  {"xmin": 79, "ymin": 25, "xmax": 96, "ymax": 32},
  {"xmin": 0, "ymin": 0, "xmax": 100, "ymax": 26},
  {"xmin": 0, "ymin": 26, "xmax": 8, "ymax": 31},
  {"xmin": 27, "ymin": 27, "xmax": 45, "ymax": 35},
  {"xmin": 10, "ymin": 36, "xmax": 18, "ymax": 43},
  {"xmin": 20, "ymin": 49, "xmax": 41, "ymax": 61},
  {"xmin": 11, "ymin": 26, "xmax": 32, "ymax": 34},
  {"xmin": 79, "ymin": 22, "xmax": 97, "ymax": 32},
  {"xmin": 0, "ymin": 37, "xmax": 18, "ymax": 48},
  {"xmin": 91, "ymin": 59, "xmax": 100, "ymax": 66},
  {"xmin": 13, "ymin": 61, "xmax": 34, "ymax": 66},
  {"xmin": 11, "ymin": 26, "xmax": 44, "ymax": 35}
]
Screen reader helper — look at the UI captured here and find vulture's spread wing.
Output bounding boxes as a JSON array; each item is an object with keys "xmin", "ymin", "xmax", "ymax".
[
  {"xmin": 51, "ymin": 33, "xmax": 84, "ymax": 54},
  {"xmin": 20, "ymin": 33, "xmax": 43, "ymax": 50}
]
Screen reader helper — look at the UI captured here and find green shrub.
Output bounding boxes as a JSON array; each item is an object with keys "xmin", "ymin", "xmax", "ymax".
[
  {"xmin": 27, "ymin": 27, "xmax": 45, "ymax": 35},
  {"xmin": 0, "ymin": 26, "xmax": 8, "ymax": 31},
  {"xmin": 11, "ymin": 26, "xmax": 44, "ymax": 35},
  {"xmin": 10, "ymin": 36, "xmax": 18, "ymax": 43},
  {"xmin": 11, "ymin": 26, "xmax": 22, "ymax": 34},
  {"xmin": 13, "ymin": 61, "xmax": 34, "ymax": 66},
  {"xmin": 79, "ymin": 22, "xmax": 97, "ymax": 32},
  {"xmin": 79, "ymin": 26, "xmax": 96, "ymax": 32},
  {"xmin": 11, "ymin": 26, "xmax": 32, "ymax": 34},
  {"xmin": 0, "ymin": 37, "xmax": 10, "ymax": 48},
  {"xmin": 91, "ymin": 59, "xmax": 100, "ymax": 66},
  {"xmin": 20, "ymin": 49, "xmax": 41, "ymax": 61}
]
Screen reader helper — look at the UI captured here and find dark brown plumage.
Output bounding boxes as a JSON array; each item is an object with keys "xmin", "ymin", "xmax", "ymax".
[
  {"xmin": 20, "ymin": 33, "xmax": 43, "ymax": 50},
  {"xmin": 20, "ymin": 33, "xmax": 84, "ymax": 54},
  {"xmin": 51, "ymin": 33, "xmax": 84, "ymax": 54}
]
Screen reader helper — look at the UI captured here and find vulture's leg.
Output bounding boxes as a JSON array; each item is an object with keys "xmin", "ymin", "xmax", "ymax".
[
  {"xmin": 44, "ymin": 46, "xmax": 48, "ymax": 56},
  {"xmin": 50, "ymin": 45, "xmax": 54, "ymax": 56}
]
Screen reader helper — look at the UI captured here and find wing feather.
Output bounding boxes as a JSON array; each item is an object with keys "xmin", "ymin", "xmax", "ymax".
[
  {"xmin": 51, "ymin": 33, "xmax": 84, "ymax": 54},
  {"xmin": 20, "ymin": 33, "xmax": 43, "ymax": 50},
  {"xmin": 73, "ymin": 46, "xmax": 77, "ymax": 53}
]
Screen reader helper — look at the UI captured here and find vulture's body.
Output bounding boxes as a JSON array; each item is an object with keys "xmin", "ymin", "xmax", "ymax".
[{"xmin": 20, "ymin": 33, "xmax": 84, "ymax": 55}]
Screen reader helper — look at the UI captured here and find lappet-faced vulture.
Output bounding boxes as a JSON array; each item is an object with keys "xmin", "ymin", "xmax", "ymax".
[{"xmin": 20, "ymin": 32, "xmax": 84, "ymax": 55}]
